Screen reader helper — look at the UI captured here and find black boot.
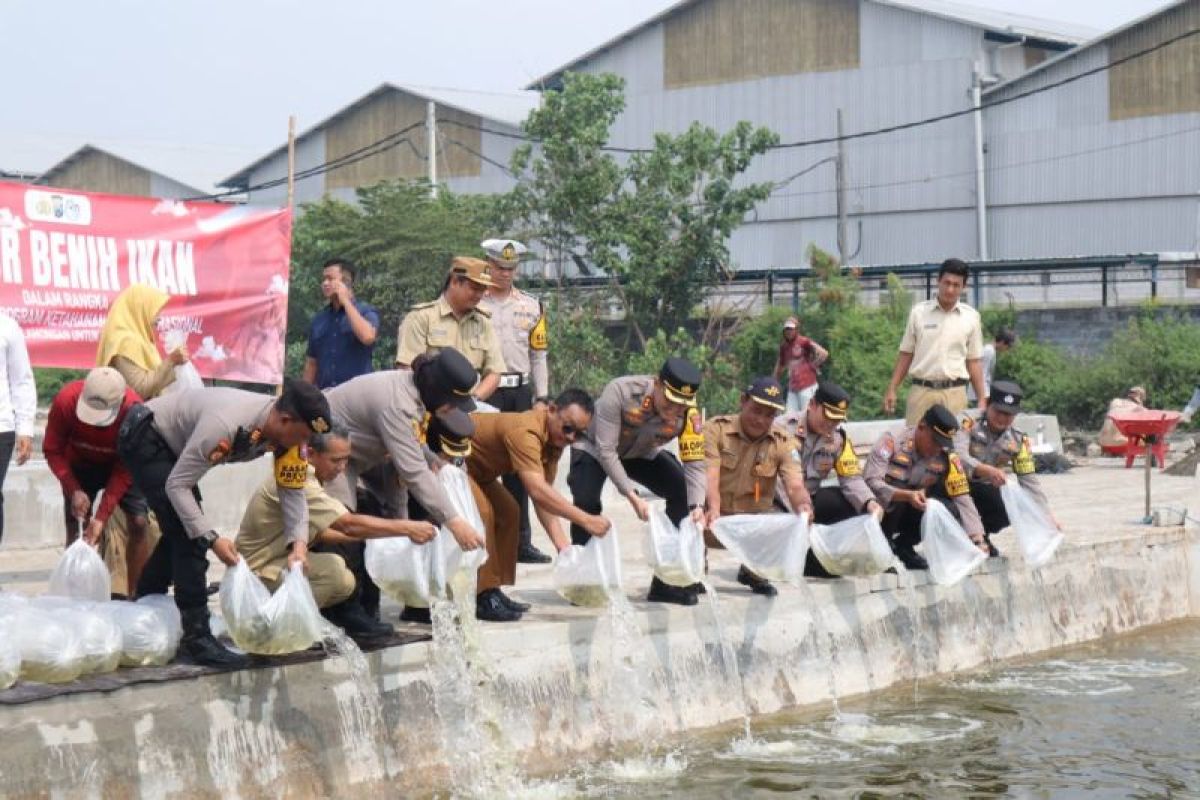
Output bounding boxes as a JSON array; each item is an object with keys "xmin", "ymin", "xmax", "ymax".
[
  {"xmin": 517, "ymin": 543, "xmax": 552, "ymax": 564},
  {"xmin": 737, "ymin": 565, "xmax": 778, "ymax": 597},
  {"xmin": 496, "ymin": 590, "xmax": 531, "ymax": 613},
  {"xmin": 476, "ymin": 589, "xmax": 522, "ymax": 622},
  {"xmin": 893, "ymin": 543, "xmax": 929, "ymax": 570},
  {"xmin": 323, "ymin": 599, "xmax": 394, "ymax": 640},
  {"xmin": 646, "ymin": 576, "xmax": 698, "ymax": 606},
  {"xmin": 984, "ymin": 535, "xmax": 1001, "ymax": 558},
  {"xmin": 180, "ymin": 607, "xmax": 249, "ymax": 669},
  {"xmin": 399, "ymin": 606, "xmax": 432, "ymax": 624}
]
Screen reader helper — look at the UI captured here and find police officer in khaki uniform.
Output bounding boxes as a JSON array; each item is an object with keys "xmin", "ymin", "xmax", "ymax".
[
  {"xmin": 478, "ymin": 238, "xmax": 552, "ymax": 564},
  {"xmin": 703, "ymin": 377, "xmax": 811, "ymax": 596},
  {"xmin": 863, "ymin": 404, "xmax": 988, "ymax": 570},
  {"xmin": 569, "ymin": 357, "xmax": 707, "ymax": 605},
  {"xmin": 117, "ymin": 379, "xmax": 330, "ymax": 667},
  {"xmin": 955, "ymin": 380, "xmax": 1059, "ymax": 555},
  {"xmin": 396, "ymin": 257, "xmax": 507, "ymax": 401},
  {"xmin": 323, "ymin": 348, "xmax": 487, "ymax": 618},
  {"xmin": 235, "ymin": 423, "xmax": 437, "ymax": 640}
]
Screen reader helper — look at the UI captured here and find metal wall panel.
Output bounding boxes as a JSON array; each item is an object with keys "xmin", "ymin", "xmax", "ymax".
[
  {"xmin": 43, "ymin": 150, "xmax": 151, "ymax": 197},
  {"xmin": 245, "ymin": 132, "xmax": 326, "ymax": 208}
]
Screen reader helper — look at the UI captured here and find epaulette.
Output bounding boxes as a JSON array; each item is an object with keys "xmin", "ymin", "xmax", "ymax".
[
  {"xmin": 409, "ymin": 299, "xmax": 438, "ymax": 310},
  {"xmin": 473, "ymin": 306, "xmax": 493, "ymax": 319}
]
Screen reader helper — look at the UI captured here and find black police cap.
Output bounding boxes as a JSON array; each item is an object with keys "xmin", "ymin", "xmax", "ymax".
[
  {"xmin": 417, "ymin": 347, "xmax": 479, "ymax": 412},
  {"xmin": 279, "ymin": 378, "xmax": 334, "ymax": 434},
  {"xmin": 427, "ymin": 408, "xmax": 475, "ymax": 458},
  {"xmin": 988, "ymin": 380, "xmax": 1023, "ymax": 414},
  {"xmin": 659, "ymin": 356, "xmax": 701, "ymax": 407},
  {"xmin": 922, "ymin": 403, "xmax": 959, "ymax": 449},
  {"xmin": 813, "ymin": 380, "xmax": 851, "ymax": 421},
  {"xmin": 745, "ymin": 376, "xmax": 785, "ymax": 411}
]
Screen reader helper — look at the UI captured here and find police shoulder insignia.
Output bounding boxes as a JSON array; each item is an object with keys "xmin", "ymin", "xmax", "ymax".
[
  {"xmin": 274, "ymin": 446, "xmax": 309, "ymax": 490},
  {"xmin": 1013, "ymin": 436, "xmax": 1036, "ymax": 476},
  {"xmin": 529, "ymin": 313, "xmax": 548, "ymax": 351},
  {"xmin": 835, "ymin": 434, "xmax": 861, "ymax": 477},
  {"xmin": 208, "ymin": 439, "xmax": 231, "ymax": 464},
  {"xmin": 945, "ymin": 453, "xmax": 969, "ymax": 497},
  {"xmin": 678, "ymin": 407, "xmax": 705, "ymax": 463}
]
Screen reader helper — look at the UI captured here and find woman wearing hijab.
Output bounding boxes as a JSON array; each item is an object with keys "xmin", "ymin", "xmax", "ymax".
[{"xmin": 96, "ymin": 285, "xmax": 190, "ymax": 400}]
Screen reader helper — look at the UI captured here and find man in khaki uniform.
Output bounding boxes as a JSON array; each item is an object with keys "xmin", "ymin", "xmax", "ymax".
[
  {"xmin": 478, "ymin": 238, "xmax": 553, "ymax": 564},
  {"xmin": 703, "ymin": 377, "xmax": 811, "ymax": 596},
  {"xmin": 236, "ymin": 424, "xmax": 436, "ymax": 640},
  {"xmin": 395, "ymin": 257, "xmax": 507, "ymax": 401},
  {"xmin": 323, "ymin": 348, "xmax": 487, "ymax": 618},
  {"xmin": 883, "ymin": 258, "xmax": 986, "ymax": 424},
  {"xmin": 863, "ymin": 403, "xmax": 988, "ymax": 570},
  {"xmin": 569, "ymin": 357, "xmax": 707, "ymax": 605}
]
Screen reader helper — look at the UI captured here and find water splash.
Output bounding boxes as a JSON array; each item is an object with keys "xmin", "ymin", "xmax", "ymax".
[
  {"xmin": 599, "ymin": 593, "xmax": 665, "ymax": 747},
  {"xmin": 795, "ymin": 581, "xmax": 842, "ymax": 719},
  {"xmin": 320, "ymin": 625, "xmax": 392, "ymax": 781},
  {"xmin": 959, "ymin": 658, "xmax": 1187, "ymax": 697},
  {"xmin": 892, "ymin": 563, "xmax": 926, "ymax": 705},
  {"xmin": 699, "ymin": 579, "xmax": 753, "ymax": 741}
]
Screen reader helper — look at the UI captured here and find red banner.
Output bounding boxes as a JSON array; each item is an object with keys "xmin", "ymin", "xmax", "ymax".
[{"xmin": 0, "ymin": 181, "xmax": 292, "ymax": 384}]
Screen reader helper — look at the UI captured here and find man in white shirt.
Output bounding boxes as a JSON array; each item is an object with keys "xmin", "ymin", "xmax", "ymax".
[
  {"xmin": 967, "ymin": 328, "xmax": 1016, "ymax": 404},
  {"xmin": 0, "ymin": 312, "xmax": 36, "ymax": 545}
]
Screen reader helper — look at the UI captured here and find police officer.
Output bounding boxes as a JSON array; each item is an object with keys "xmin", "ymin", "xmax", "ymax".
[
  {"xmin": 395, "ymin": 257, "xmax": 507, "ymax": 401},
  {"xmin": 323, "ymin": 348, "xmax": 487, "ymax": 618},
  {"xmin": 568, "ymin": 357, "xmax": 707, "ymax": 605},
  {"xmin": 478, "ymin": 238, "xmax": 552, "ymax": 565},
  {"xmin": 955, "ymin": 380, "xmax": 1059, "ymax": 554},
  {"xmin": 863, "ymin": 403, "xmax": 988, "ymax": 570},
  {"xmin": 117, "ymin": 378, "xmax": 330, "ymax": 667},
  {"xmin": 703, "ymin": 377, "xmax": 811, "ymax": 596}
]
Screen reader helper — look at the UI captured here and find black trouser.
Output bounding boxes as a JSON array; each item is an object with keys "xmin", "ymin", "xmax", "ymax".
[
  {"xmin": 805, "ymin": 487, "xmax": 861, "ymax": 577},
  {"xmin": 968, "ymin": 481, "xmax": 1009, "ymax": 534},
  {"xmin": 117, "ymin": 406, "xmax": 209, "ymax": 613},
  {"xmin": 312, "ymin": 487, "xmax": 385, "ymax": 617},
  {"xmin": 567, "ymin": 449, "xmax": 688, "ymax": 546},
  {"xmin": 491, "ymin": 383, "xmax": 535, "ymax": 548},
  {"xmin": 0, "ymin": 431, "xmax": 14, "ymax": 545},
  {"xmin": 881, "ymin": 488, "xmax": 963, "ymax": 550},
  {"xmin": 61, "ymin": 462, "xmax": 149, "ymax": 546}
]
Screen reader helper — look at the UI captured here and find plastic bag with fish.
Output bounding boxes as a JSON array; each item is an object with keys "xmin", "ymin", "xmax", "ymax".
[
  {"xmin": 1000, "ymin": 479, "xmax": 1063, "ymax": 569},
  {"xmin": 220, "ymin": 558, "xmax": 325, "ymax": 655},
  {"xmin": 47, "ymin": 539, "xmax": 111, "ymax": 603},
  {"xmin": 554, "ymin": 525, "xmax": 623, "ymax": 607},
  {"xmin": 920, "ymin": 499, "xmax": 986, "ymax": 586},
  {"xmin": 644, "ymin": 507, "xmax": 704, "ymax": 587},
  {"xmin": 809, "ymin": 514, "xmax": 896, "ymax": 576},
  {"xmin": 711, "ymin": 512, "xmax": 810, "ymax": 584}
]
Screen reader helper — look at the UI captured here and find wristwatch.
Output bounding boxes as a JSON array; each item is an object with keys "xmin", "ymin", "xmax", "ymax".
[
  {"xmin": 535, "ymin": 396, "xmax": 550, "ymax": 404},
  {"xmin": 198, "ymin": 531, "xmax": 219, "ymax": 550}
]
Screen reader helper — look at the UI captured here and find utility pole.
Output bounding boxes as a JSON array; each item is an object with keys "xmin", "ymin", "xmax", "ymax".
[
  {"xmin": 835, "ymin": 108, "xmax": 849, "ymax": 266},
  {"xmin": 427, "ymin": 100, "xmax": 438, "ymax": 199}
]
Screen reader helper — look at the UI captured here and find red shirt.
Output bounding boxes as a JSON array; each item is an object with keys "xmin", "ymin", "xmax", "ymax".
[
  {"xmin": 779, "ymin": 335, "xmax": 819, "ymax": 391},
  {"xmin": 42, "ymin": 381, "xmax": 142, "ymax": 524}
]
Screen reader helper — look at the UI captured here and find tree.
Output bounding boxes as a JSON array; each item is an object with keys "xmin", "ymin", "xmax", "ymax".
[{"xmin": 287, "ymin": 181, "xmax": 495, "ymax": 373}]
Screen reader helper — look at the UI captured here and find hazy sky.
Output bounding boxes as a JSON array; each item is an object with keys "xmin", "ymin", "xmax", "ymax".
[{"xmin": 0, "ymin": 0, "xmax": 1173, "ymax": 178}]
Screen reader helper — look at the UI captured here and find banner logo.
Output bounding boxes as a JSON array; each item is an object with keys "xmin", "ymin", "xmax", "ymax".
[{"xmin": 25, "ymin": 190, "xmax": 92, "ymax": 226}]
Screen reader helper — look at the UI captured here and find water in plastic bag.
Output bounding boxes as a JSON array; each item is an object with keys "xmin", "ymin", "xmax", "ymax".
[
  {"xmin": 366, "ymin": 535, "xmax": 440, "ymax": 608},
  {"xmin": 31, "ymin": 597, "xmax": 122, "ymax": 675},
  {"xmin": 920, "ymin": 499, "xmax": 986, "ymax": 586},
  {"xmin": 644, "ymin": 508, "xmax": 704, "ymax": 587},
  {"xmin": 554, "ymin": 525, "xmax": 623, "ymax": 607},
  {"xmin": 0, "ymin": 616, "xmax": 20, "ymax": 690},
  {"xmin": 810, "ymin": 514, "xmax": 896, "ymax": 576},
  {"xmin": 220, "ymin": 559, "xmax": 325, "ymax": 656},
  {"xmin": 137, "ymin": 594, "xmax": 183, "ymax": 650},
  {"xmin": 711, "ymin": 513, "xmax": 810, "ymax": 584},
  {"xmin": 1000, "ymin": 479, "xmax": 1064, "ymax": 569},
  {"xmin": 107, "ymin": 600, "xmax": 176, "ymax": 667},
  {"xmin": 47, "ymin": 539, "xmax": 111, "ymax": 603},
  {"xmin": 12, "ymin": 607, "xmax": 84, "ymax": 683}
]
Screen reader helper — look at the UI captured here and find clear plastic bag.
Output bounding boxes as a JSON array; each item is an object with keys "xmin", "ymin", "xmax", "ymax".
[
  {"xmin": 0, "ymin": 615, "xmax": 20, "ymax": 689},
  {"xmin": 220, "ymin": 558, "xmax": 325, "ymax": 655},
  {"xmin": 171, "ymin": 362, "xmax": 204, "ymax": 391},
  {"xmin": 554, "ymin": 525, "xmax": 623, "ymax": 607},
  {"xmin": 366, "ymin": 535, "xmax": 440, "ymax": 608},
  {"xmin": 107, "ymin": 600, "xmax": 176, "ymax": 667},
  {"xmin": 711, "ymin": 513, "xmax": 810, "ymax": 584},
  {"xmin": 810, "ymin": 514, "xmax": 896, "ymax": 576},
  {"xmin": 1000, "ymin": 480, "xmax": 1064, "ymax": 569},
  {"xmin": 12, "ymin": 607, "xmax": 84, "ymax": 683},
  {"xmin": 31, "ymin": 597, "xmax": 122, "ymax": 676},
  {"xmin": 438, "ymin": 465, "xmax": 489, "ymax": 577},
  {"xmin": 136, "ymin": 594, "xmax": 183, "ymax": 650},
  {"xmin": 920, "ymin": 499, "xmax": 987, "ymax": 586},
  {"xmin": 47, "ymin": 539, "xmax": 111, "ymax": 603},
  {"xmin": 644, "ymin": 507, "xmax": 705, "ymax": 587}
]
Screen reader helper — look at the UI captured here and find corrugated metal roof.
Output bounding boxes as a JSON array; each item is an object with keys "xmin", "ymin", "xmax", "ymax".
[
  {"xmin": 526, "ymin": 0, "xmax": 1095, "ymax": 88},
  {"xmin": 219, "ymin": 82, "xmax": 540, "ymax": 190},
  {"xmin": 984, "ymin": 0, "xmax": 1189, "ymax": 95}
]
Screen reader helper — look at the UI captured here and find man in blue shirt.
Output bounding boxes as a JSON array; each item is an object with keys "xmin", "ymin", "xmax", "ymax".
[{"xmin": 303, "ymin": 259, "xmax": 379, "ymax": 389}]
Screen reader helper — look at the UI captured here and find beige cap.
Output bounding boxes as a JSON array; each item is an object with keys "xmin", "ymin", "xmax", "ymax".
[
  {"xmin": 76, "ymin": 367, "xmax": 127, "ymax": 427},
  {"xmin": 450, "ymin": 256, "xmax": 497, "ymax": 287}
]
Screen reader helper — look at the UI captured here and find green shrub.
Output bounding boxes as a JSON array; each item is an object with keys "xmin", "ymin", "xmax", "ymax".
[{"xmin": 627, "ymin": 328, "xmax": 742, "ymax": 415}]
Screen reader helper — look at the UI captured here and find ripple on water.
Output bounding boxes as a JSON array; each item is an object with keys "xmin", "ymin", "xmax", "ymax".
[{"xmin": 960, "ymin": 658, "xmax": 1188, "ymax": 697}]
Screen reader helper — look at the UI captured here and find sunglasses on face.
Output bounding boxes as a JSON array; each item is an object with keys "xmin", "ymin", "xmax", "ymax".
[{"xmin": 560, "ymin": 422, "xmax": 581, "ymax": 437}]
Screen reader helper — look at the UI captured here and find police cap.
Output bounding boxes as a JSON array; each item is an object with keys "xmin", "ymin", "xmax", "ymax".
[
  {"xmin": 427, "ymin": 408, "xmax": 475, "ymax": 459},
  {"xmin": 480, "ymin": 238, "xmax": 527, "ymax": 268},
  {"xmin": 278, "ymin": 378, "xmax": 334, "ymax": 434},
  {"xmin": 414, "ymin": 347, "xmax": 479, "ymax": 412},
  {"xmin": 659, "ymin": 357, "xmax": 701, "ymax": 407},
  {"xmin": 449, "ymin": 256, "xmax": 497, "ymax": 287},
  {"xmin": 921, "ymin": 403, "xmax": 959, "ymax": 450},
  {"xmin": 744, "ymin": 376, "xmax": 785, "ymax": 412},
  {"xmin": 813, "ymin": 380, "xmax": 851, "ymax": 421},
  {"xmin": 988, "ymin": 380, "xmax": 1023, "ymax": 414}
]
